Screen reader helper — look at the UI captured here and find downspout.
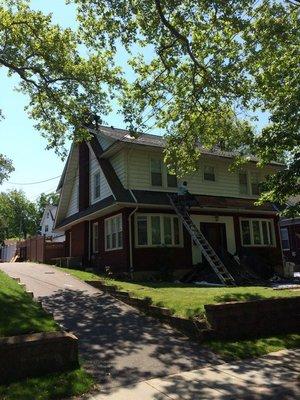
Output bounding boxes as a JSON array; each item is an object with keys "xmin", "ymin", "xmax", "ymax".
[{"xmin": 128, "ymin": 189, "xmax": 138, "ymax": 279}]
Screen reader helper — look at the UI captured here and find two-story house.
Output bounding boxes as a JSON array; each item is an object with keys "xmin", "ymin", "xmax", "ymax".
[
  {"xmin": 40, "ymin": 205, "xmax": 65, "ymax": 242},
  {"xmin": 54, "ymin": 125, "xmax": 284, "ymax": 279}
]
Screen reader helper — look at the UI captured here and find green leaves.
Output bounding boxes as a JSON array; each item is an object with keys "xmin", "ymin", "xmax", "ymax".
[{"xmin": 0, "ymin": 154, "xmax": 14, "ymax": 184}]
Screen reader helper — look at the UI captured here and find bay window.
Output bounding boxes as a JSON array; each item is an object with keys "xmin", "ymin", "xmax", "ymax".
[
  {"xmin": 240, "ymin": 218, "xmax": 274, "ymax": 246},
  {"xmin": 105, "ymin": 214, "xmax": 123, "ymax": 251},
  {"xmin": 135, "ymin": 214, "xmax": 182, "ymax": 247}
]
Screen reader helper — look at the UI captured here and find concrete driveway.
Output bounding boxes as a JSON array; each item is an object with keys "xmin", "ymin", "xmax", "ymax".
[{"xmin": 0, "ymin": 262, "xmax": 220, "ymax": 393}]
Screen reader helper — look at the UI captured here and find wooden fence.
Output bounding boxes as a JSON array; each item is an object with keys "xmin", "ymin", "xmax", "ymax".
[{"xmin": 17, "ymin": 236, "xmax": 66, "ymax": 263}]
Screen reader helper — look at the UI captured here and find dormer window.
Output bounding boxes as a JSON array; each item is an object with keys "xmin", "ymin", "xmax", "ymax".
[
  {"xmin": 250, "ymin": 172, "xmax": 261, "ymax": 195},
  {"xmin": 204, "ymin": 165, "xmax": 215, "ymax": 182},
  {"xmin": 239, "ymin": 171, "xmax": 248, "ymax": 194}
]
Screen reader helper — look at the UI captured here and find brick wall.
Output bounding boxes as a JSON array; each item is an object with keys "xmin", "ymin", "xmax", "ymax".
[
  {"xmin": 205, "ymin": 296, "xmax": 300, "ymax": 339},
  {"xmin": 0, "ymin": 331, "xmax": 78, "ymax": 384}
]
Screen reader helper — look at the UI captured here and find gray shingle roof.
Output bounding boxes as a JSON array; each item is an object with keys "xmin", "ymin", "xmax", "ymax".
[{"xmin": 94, "ymin": 125, "xmax": 283, "ymax": 166}]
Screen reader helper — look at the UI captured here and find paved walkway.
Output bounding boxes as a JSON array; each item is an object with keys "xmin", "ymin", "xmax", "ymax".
[
  {"xmin": 0, "ymin": 262, "xmax": 219, "ymax": 392},
  {"xmin": 91, "ymin": 349, "xmax": 300, "ymax": 399}
]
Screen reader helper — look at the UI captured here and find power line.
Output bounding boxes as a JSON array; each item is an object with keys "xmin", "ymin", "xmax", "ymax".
[{"xmin": 6, "ymin": 175, "xmax": 61, "ymax": 186}]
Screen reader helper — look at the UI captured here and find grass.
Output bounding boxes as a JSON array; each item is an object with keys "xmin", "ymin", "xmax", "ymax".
[
  {"xmin": 0, "ymin": 270, "xmax": 58, "ymax": 337},
  {"xmin": 59, "ymin": 267, "xmax": 300, "ymax": 319},
  {"xmin": 206, "ymin": 333, "xmax": 300, "ymax": 361},
  {"xmin": 0, "ymin": 368, "xmax": 95, "ymax": 400}
]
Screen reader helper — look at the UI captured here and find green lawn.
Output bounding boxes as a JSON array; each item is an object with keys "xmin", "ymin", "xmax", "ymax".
[
  {"xmin": 59, "ymin": 267, "xmax": 300, "ymax": 319},
  {"xmin": 207, "ymin": 333, "xmax": 300, "ymax": 361},
  {"xmin": 0, "ymin": 368, "xmax": 95, "ymax": 400},
  {"xmin": 0, "ymin": 270, "xmax": 58, "ymax": 337}
]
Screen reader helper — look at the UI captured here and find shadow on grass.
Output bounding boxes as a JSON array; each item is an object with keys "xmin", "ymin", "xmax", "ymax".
[
  {"xmin": 0, "ymin": 368, "xmax": 94, "ymax": 400},
  {"xmin": 213, "ymin": 292, "xmax": 265, "ymax": 304}
]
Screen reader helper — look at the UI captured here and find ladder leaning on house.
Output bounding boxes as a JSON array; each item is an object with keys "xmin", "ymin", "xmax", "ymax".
[{"xmin": 168, "ymin": 195, "xmax": 236, "ymax": 286}]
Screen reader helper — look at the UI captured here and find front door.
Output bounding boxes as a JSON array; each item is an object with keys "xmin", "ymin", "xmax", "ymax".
[{"xmin": 200, "ymin": 222, "xmax": 228, "ymax": 258}]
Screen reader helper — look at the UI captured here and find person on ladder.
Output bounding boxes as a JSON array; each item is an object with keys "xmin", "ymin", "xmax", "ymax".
[{"xmin": 177, "ymin": 181, "xmax": 195, "ymax": 211}]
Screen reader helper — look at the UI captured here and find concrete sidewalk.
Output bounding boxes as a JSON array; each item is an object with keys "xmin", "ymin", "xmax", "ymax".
[{"xmin": 91, "ymin": 349, "xmax": 300, "ymax": 399}]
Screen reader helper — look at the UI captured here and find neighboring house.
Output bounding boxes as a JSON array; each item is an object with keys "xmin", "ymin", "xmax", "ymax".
[
  {"xmin": 54, "ymin": 125, "xmax": 284, "ymax": 278},
  {"xmin": 280, "ymin": 218, "xmax": 300, "ymax": 271},
  {"xmin": 40, "ymin": 205, "xmax": 65, "ymax": 242}
]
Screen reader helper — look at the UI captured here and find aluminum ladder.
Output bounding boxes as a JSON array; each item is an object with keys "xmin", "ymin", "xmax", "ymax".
[{"xmin": 168, "ymin": 195, "xmax": 236, "ymax": 286}]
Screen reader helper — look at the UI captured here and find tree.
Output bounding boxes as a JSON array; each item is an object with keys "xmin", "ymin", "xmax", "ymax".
[
  {"xmin": 36, "ymin": 191, "xmax": 59, "ymax": 220},
  {"xmin": 0, "ymin": 0, "xmax": 122, "ymax": 156},
  {"xmin": 0, "ymin": 189, "xmax": 39, "ymax": 240},
  {"xmin": 73, "ymin": 0, "xmax": 299, "ymax": 213},
  {"xmin": 0, "ymin": 153, "xmax": 14, "ymax": 184}
]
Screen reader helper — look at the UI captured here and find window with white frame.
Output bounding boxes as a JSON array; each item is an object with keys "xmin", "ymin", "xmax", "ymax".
[
  {"xmin": 93, "ymin": 171, "xmax": 101, "ymax": 200},
  {"xmin": 150, "ymin": 157, "xmax": 177, "ymax": 188},
  {"xmin": 250, "ymin": 172, "xmax": 261, "ymax": 196},
  {"xmin": 105, "ymin": 214, "xmax": 123, "ymax": 251},
  {"xmin": 240, "ymin": 219, "xmax": 274, "ymax": 246},
  {"xmin": 135, "ymin": 214, "xmax": 182, "ymax": 247},
  {"xmin": 239, "ymin": 171, "xmax": 248, "ymax": 194},
  {"xmin": 280, "ymin": 228, "xmax": 290, "ymax": 250},
  {"xmin": 92, "ymin": 222, "xmax": 99, "ymax": 253},
  {"xmin": 45, "ymin": 225, "xmax": 49, "ymax": 232},
  {"xmin": 150, "ymin": 158, "xmax": 163, "ymax": 186},
  {"xmin": 203, "ymin": 165, "xmax": 215, "ymax": 182}
]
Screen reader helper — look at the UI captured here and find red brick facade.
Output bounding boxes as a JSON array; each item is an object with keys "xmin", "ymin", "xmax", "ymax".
[{"xmin": 65, "ymin": 206, "xmax": 283, "ymax": 276}]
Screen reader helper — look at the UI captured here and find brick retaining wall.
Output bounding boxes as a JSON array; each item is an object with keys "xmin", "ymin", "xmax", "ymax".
[
  {"xmin": 205, "ymin": 296, "xmax": 300, "ymax": 340},
  {"xmin": 0, "ymin": 331, "xmax": 79, "ymax": 384}
]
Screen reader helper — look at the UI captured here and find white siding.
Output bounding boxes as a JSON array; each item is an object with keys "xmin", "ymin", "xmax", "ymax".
[
  {"xmin": 89, "ymin": 146, "xmax": 113, "ymax": 204},
  {"xmin": 127, "ymin": 148, "xmax": 279, "ymax": 199},
  {"xmin": 66, "ymin": 171, "xmax": 79, "ymax": 217},
  {"xmin": 110, "ymin": 150, "xmax": 127, "ymax": 187}
]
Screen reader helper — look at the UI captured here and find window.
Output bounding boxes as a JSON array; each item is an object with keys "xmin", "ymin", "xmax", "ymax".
[
  {"xmin": 45, "ymin": 225, "xmax": 49, "ymax": 233},
  {"xmin": 280, "ymin": 228, "xmax": 290, "ymax": 250},
  {"xmin": 150, "ymin": 157, "xmax": 178, "ymax": 188},
  {"xmin": 239, "ymin": 172, "xmax": 248, "ymax": 194},
  {"xmin": 240, "ymin": 219, "xmax": 274, "ymax": 246},
  {"xmin": 47, "ymin": 212, "xmax": 50, "ymax": 218},
  {"xmin": 93, "ymin": 171, "xmax": 101, "ymax": 200},
  {"xmin": 150, "ymin": 158, "xmax": 163, "ymax": 186},
  {"xmin": 105, "ymin": 214, "xmax": 123, "ymax": 251},
  {"xmin": 135, "ymin": 214, "xmax": 182, "ymax": 247},
  {"xmin": 204, "ymin": 165, "xmax": 215, "ymax": 182},
  {"xmin": 167, "ymin": 173, "xmax": 177, "ymax": 188},
  {"xmin": 250, "ymin": 172, "xmax": 260, "ymax": 196},
  {"xmin": 92, "ymin": 222, "xmax": 99, "ymax": 253}
]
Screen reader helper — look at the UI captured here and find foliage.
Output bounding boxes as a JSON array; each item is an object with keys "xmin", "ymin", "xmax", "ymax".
[
  {"xmin": 0, "ymin": 153, "xmax": 14, "ymax": 184},
  {"xmin": 74, "ymin": 0, "xmax": 300, "ymax": 213},
  {"xmin": 0, "ymin": 0, "xmax": 122, "ymax": 156},
  {"xmin": 0, "ymin": 270, "xmax": 58, "ymax": 337},
  {"xmin": 36, "ymin": 192, "xmax": 60, "ymax": 220},
  {"xmin": 0, "ymin": 189, "xmax": 39, "ymax": 241}
]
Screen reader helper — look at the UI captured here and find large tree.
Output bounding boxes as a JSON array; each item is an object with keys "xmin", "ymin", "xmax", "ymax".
[
  {"xmin": 0, "ymin": 189, "xmax": 39, "ymax": 240},
  {"xmin": 0, "ymin": 153, "xmax": 14, "ymax": 184},
  {"xmin": 74, "ymin": 0, "xmax": 300, "ymax": 213},
  {"xmin": 36, "ymin": 191, "xmax": 60, "ymax": 220}
]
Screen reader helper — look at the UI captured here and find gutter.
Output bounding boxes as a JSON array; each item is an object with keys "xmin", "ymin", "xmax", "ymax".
[{"xmin": 128, "ymin": 190, "xmax": 138, "ymax": 278}]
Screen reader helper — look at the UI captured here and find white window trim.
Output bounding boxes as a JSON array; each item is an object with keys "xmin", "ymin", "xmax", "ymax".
[
  {"xmin": 135, "ymin": 213, "xmax": 183, "ymax": 248},
  {"xmin": 239, "ymin": 218, "xmax": 276, "ymax": 247},
  {"xmin": 93, "ymin": 170, "xmax": 101, "ymax": 201},
  {"xmin": 280, "ymin": 227, "xmax": 290, "ymax": 250},
  {"xmin": 203, "ymin": 164, "xmax": 216, "ymax": 183},
  {"xmin": 92, "ymin": 222, "xmax": 99, "ymax": 253},
  {"xmin": 105, "ymin": 213, "xmax": 123, "ymax": 251},
  {"xmin": 238, "ymin": 171, "xmax": 262, "ymax": 196},
  {"xmin": 149, "ymin": 156, "xmax": 177, "ymax": 189}
]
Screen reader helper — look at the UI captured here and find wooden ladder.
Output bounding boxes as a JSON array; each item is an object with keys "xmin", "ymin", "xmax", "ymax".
[{"xmin": 168, "ymin": 195, "xmax": 236, "ymax": 286}]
